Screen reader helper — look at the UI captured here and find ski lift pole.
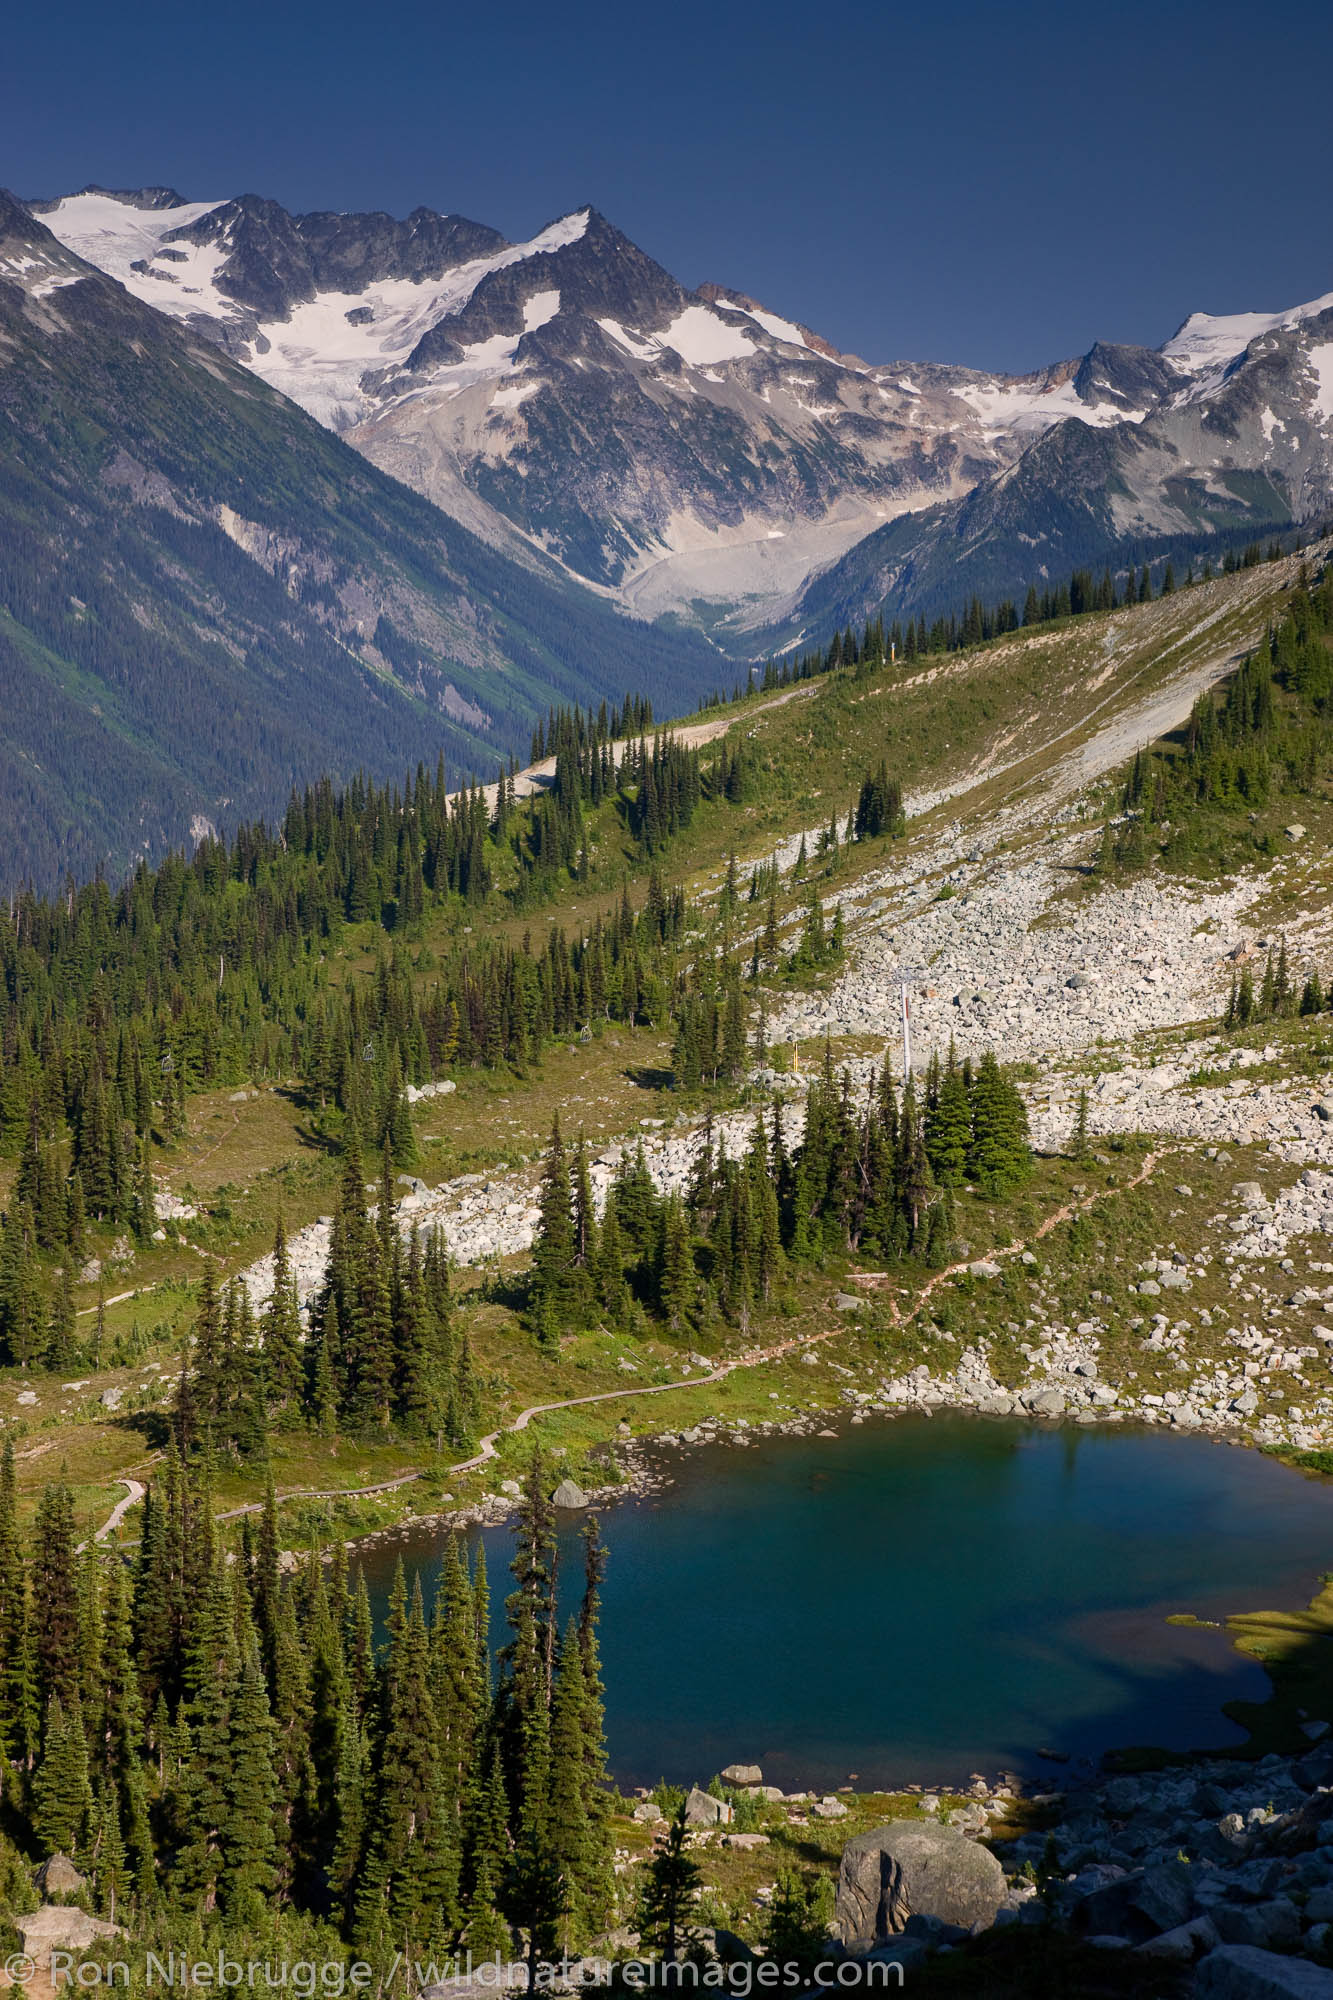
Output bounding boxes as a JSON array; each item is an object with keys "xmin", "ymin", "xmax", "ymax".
[{"xmin": 893, "ymin": 966, "xmax": 921, "ymax": 1085}]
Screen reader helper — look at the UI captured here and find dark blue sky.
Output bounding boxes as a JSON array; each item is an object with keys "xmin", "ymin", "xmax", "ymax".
[{"xmin": 12, "ymin": 0, "xmax": 1332, "ymax": 373}]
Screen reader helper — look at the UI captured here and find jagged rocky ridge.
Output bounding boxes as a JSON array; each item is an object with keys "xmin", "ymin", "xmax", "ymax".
[
  {"xmin": 0, "ymin": 190, "xmax": 721, "ymax": 888},
  {"xmin": 35, "ymin": 186, "xmax": 1333, "ymax": 639}
]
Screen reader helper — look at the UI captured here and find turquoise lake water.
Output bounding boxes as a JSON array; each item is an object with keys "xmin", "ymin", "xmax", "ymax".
[{"xmin": 362, "ymin": 1416, "xmax": 1333, "ymax": 1790}]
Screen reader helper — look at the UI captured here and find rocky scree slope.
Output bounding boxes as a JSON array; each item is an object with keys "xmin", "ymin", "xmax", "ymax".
[{"xmin": 215, "ymin": 556, "xmax": 1333, "ymax": 1467}]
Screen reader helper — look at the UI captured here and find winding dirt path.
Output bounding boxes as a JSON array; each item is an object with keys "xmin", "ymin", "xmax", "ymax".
[
  {"xmin": 105, "ymin": 1149, "xmax": 1172, "ymax": 1533},
  {"xmin": 447, "ymin": 1326, "xmax": 842, "ymax": 1474},
  {"xmin": 209, "ymin": 1330, "xmax": 843, "ymax": 1523},
  {"xmin": 215, "ymin": 1470, "xmax": 423, "ymax": 1523},
  {"xmin": 862, "ymin": 1143, "xmax": 1172, "ymax": 1326},
  {"xmin": 77, "ymin": 1477, "xmax": 147, "ymax": 1551}
]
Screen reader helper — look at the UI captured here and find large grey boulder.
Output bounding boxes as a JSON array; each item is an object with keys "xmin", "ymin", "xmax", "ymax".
[
  {"xmin": 1027, "ymin": 1388, "xmax": 1066, "ymax": 1418},
  {"xmin": 696, "ymin": 1927, "xmax": 755, "ymax": 1966},
  {"xmin": 18, "ymin": 1906, "xmax": 122, "ymax": 1967},
  {"xmin": 35, "ymin": 1854, "xmax": 85, "ymax": 1897},
  {"xmin": 720, "ymin": 1764, "xmax": 763, "ymax": 1787},
  {"xmin": 863, "ymin": 1940, "xmax": 928, "ymax": 1975},
  {"xmin": 551, "ymin": 1478, "xmax": 590, "ymax": 1509},
  {"xmin": 684, "ymin": 1787, "xmax": 731, "ymax": 1827},
  {"xmin": 1213, "ymin": 1899, "xmax": 1301, "ymax": 1951},
  {"xmin": 1195, "ymin": 1944, "xmax": 1333, "ymax": 1997},
  {"xmin": 1135, "ymin": 1915, "xmax": 1219, "ymax": 1963},
  {"xmin": 1076, "ymin": 1857, "xmax": 1195, "ymax": 1942},
  {"xmin": 834, "ymin": 1820, "xmax": 1005, "ymax": 1945},
  {"xmin": 1133, "ymin": 1858, "xmax": 1196, "ymax": 1934}
]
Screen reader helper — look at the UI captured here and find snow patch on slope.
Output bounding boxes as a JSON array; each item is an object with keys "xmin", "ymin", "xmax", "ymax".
[
  {"xmin": 598, "ymin": 305, "xmax": 755, "ymax": 370},
  {"xmin": 724, "ymin": 301, "xmax": 812, "ymax": 350},
  {"xmin": 661, "ymin": 305, "xmax": 755, "ymax": 365},
  {"xmin": 522, "ymin": 288, "xmax": 560, "ymax": 333},
  {"xmin": 243, "ymin": 220, "xmax": 585, "ymax": 428},
  {"xmin": 44, "ymin": 195, "xmax": 588, "ymax": 430},
  {"xmin": 0, "ymin": 247, "xmax": 85, "ymax": 298},
  {"xmin": 954, "ymin": 377, "xmax": 1141, "ymax": 436},
  {"xmin": 43, "ymin": 191, "xmax": 236, "ymax": 318}
]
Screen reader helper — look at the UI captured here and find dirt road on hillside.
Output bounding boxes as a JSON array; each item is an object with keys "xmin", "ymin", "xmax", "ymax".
[{"xmin": 454, "ymin": 683, "xmax": 815, "ymax": 812}]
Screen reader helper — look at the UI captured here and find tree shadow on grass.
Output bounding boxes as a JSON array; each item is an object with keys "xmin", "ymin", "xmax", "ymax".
[{"xmin": 624, "ymin": 1065, "xmax": 674, "ymax": 1092}]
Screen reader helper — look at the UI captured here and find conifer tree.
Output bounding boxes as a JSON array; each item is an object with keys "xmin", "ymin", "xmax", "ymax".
[
  {"xmin": 32, "ymin": 1481, "xmax": 80, "ymax": 1716},
  {"xmin": 356, "ymin": 1572, "xmax": 458, "ymax": 1953},
  {"xmin": 966, "ymin": 1052, "xmax": 1033, "ymax": 1195},
  {"xmin": 924, "ymin": 1059, "xmax": 971, "ymax": 1187},
  {"xmin": 93, "ymin": 1778, "xmax": 128, "ymax": 1920},
  {"xmin": 530, "ymin": 1116, "xmax": 580, "ymax": 1346},
  {"xmin": 572, "ymin": 1136, "xmax": 597, "ymax": 1277},
  {"xmin": 0, "ymin": 1438, "xmax": 36, "ymax": 1765},
  {"xmin": 221, "ymin": 1650, "xmax": 279, "ymax": 1920},
  {"xmin": 498, "ymin": 1457, "xmax": 563, "ymax": 1980},
  {"xmin": 329, "ymin": 1698, "xmax": 370, "ymax": 1922},
  {"xmin": 1072, "ymin": 1087, "xmax": 1091, "ymax": 1161},
  {"xmin": 763, "ymin": 1870, "xmax": 834, "ymax": 1981},
  {"xmin": 721, "ymin": 981, "xmax": 747, "ymax": 1084},
  {"xmin": 33, "ymin": 1693, "xmax": 93, "ymax": 1857},
  {"xmin": 263, "ymin": 1220, "xmax": 306, "ymax": 1425},
  {"xmin": 658, "ymin": 1197, "xmax": 696, "ymax": 1332},
  {"xmin": 45, "ymin": 1261, "xmax": 77, "ymax": 1372},
  {"xmin": 546, "ymin": 1623, "xmax": 591, "ymax": 1947},
  {"xmin": 593, "ymin": 1200, "xmax": 630, "ymax": 1326},
  {"xmin": 573, "ymin": 1518, "xmax": 614, "ymax": 1935},
  {"xmin": 639, "ymin": 1801, "xmax": 701, "ymax": 1960}
]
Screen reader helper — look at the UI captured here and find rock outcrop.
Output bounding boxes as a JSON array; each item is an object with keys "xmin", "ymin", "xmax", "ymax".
[
  {"xmin": 835, "ymin": 1819, "xmax": 1005, "ymax": 1946},
  {"xmin": 683, "ymin": 1787, "xmax": 733, "ymax": 1827}
]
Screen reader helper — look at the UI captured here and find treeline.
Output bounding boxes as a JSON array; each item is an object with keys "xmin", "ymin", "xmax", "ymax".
[
  {"xmin": 1097, "ymin": 562, "xmax": 1333, "ymax": 876},
  {"xmin": 0, "ymin": 697, "xmax": 728, "ymax": 1363},
  {"xmin": 0, "ymin": 655, "xmax": 918, "ymax": 1374},
  {"xmin": 527, "ymin": 1045, "xmax": 1032, "ymax": 1345},
  {"xmin": 0, "ymin": 877, "xmax": 701, "ymax": 1371},
  {"xmin": 693, "ymin": 535, "xmax": 1300, "ymax": 708},
  {"xmin": 529, "ymin": 693, "xmax": 655, "ymax": 765},
  {"xmin": 0, "ymin": 1442, "xmax": 615, "ymax": 1970}
]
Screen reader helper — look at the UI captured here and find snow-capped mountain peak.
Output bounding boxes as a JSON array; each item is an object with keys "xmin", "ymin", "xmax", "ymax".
[
  {"xmin": 37, "ymin": 189, "xmax": 236, "ymax": 319},
  {"xmin": 28, "ymin": 183, "xmax": 1333, "ymax": 635},
  {"xmin": 234, "ymin": 209, "xmax": 589, "ymax": 430},
  {"xmin": 1163, "ymin": 287, "xmax": 1333, "ymax": 377}
]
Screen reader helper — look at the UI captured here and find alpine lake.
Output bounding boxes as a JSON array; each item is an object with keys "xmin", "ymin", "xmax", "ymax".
[{"xmin": 361, "ymin": 1415, "xmax": 1333, "ymax": 1792}]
